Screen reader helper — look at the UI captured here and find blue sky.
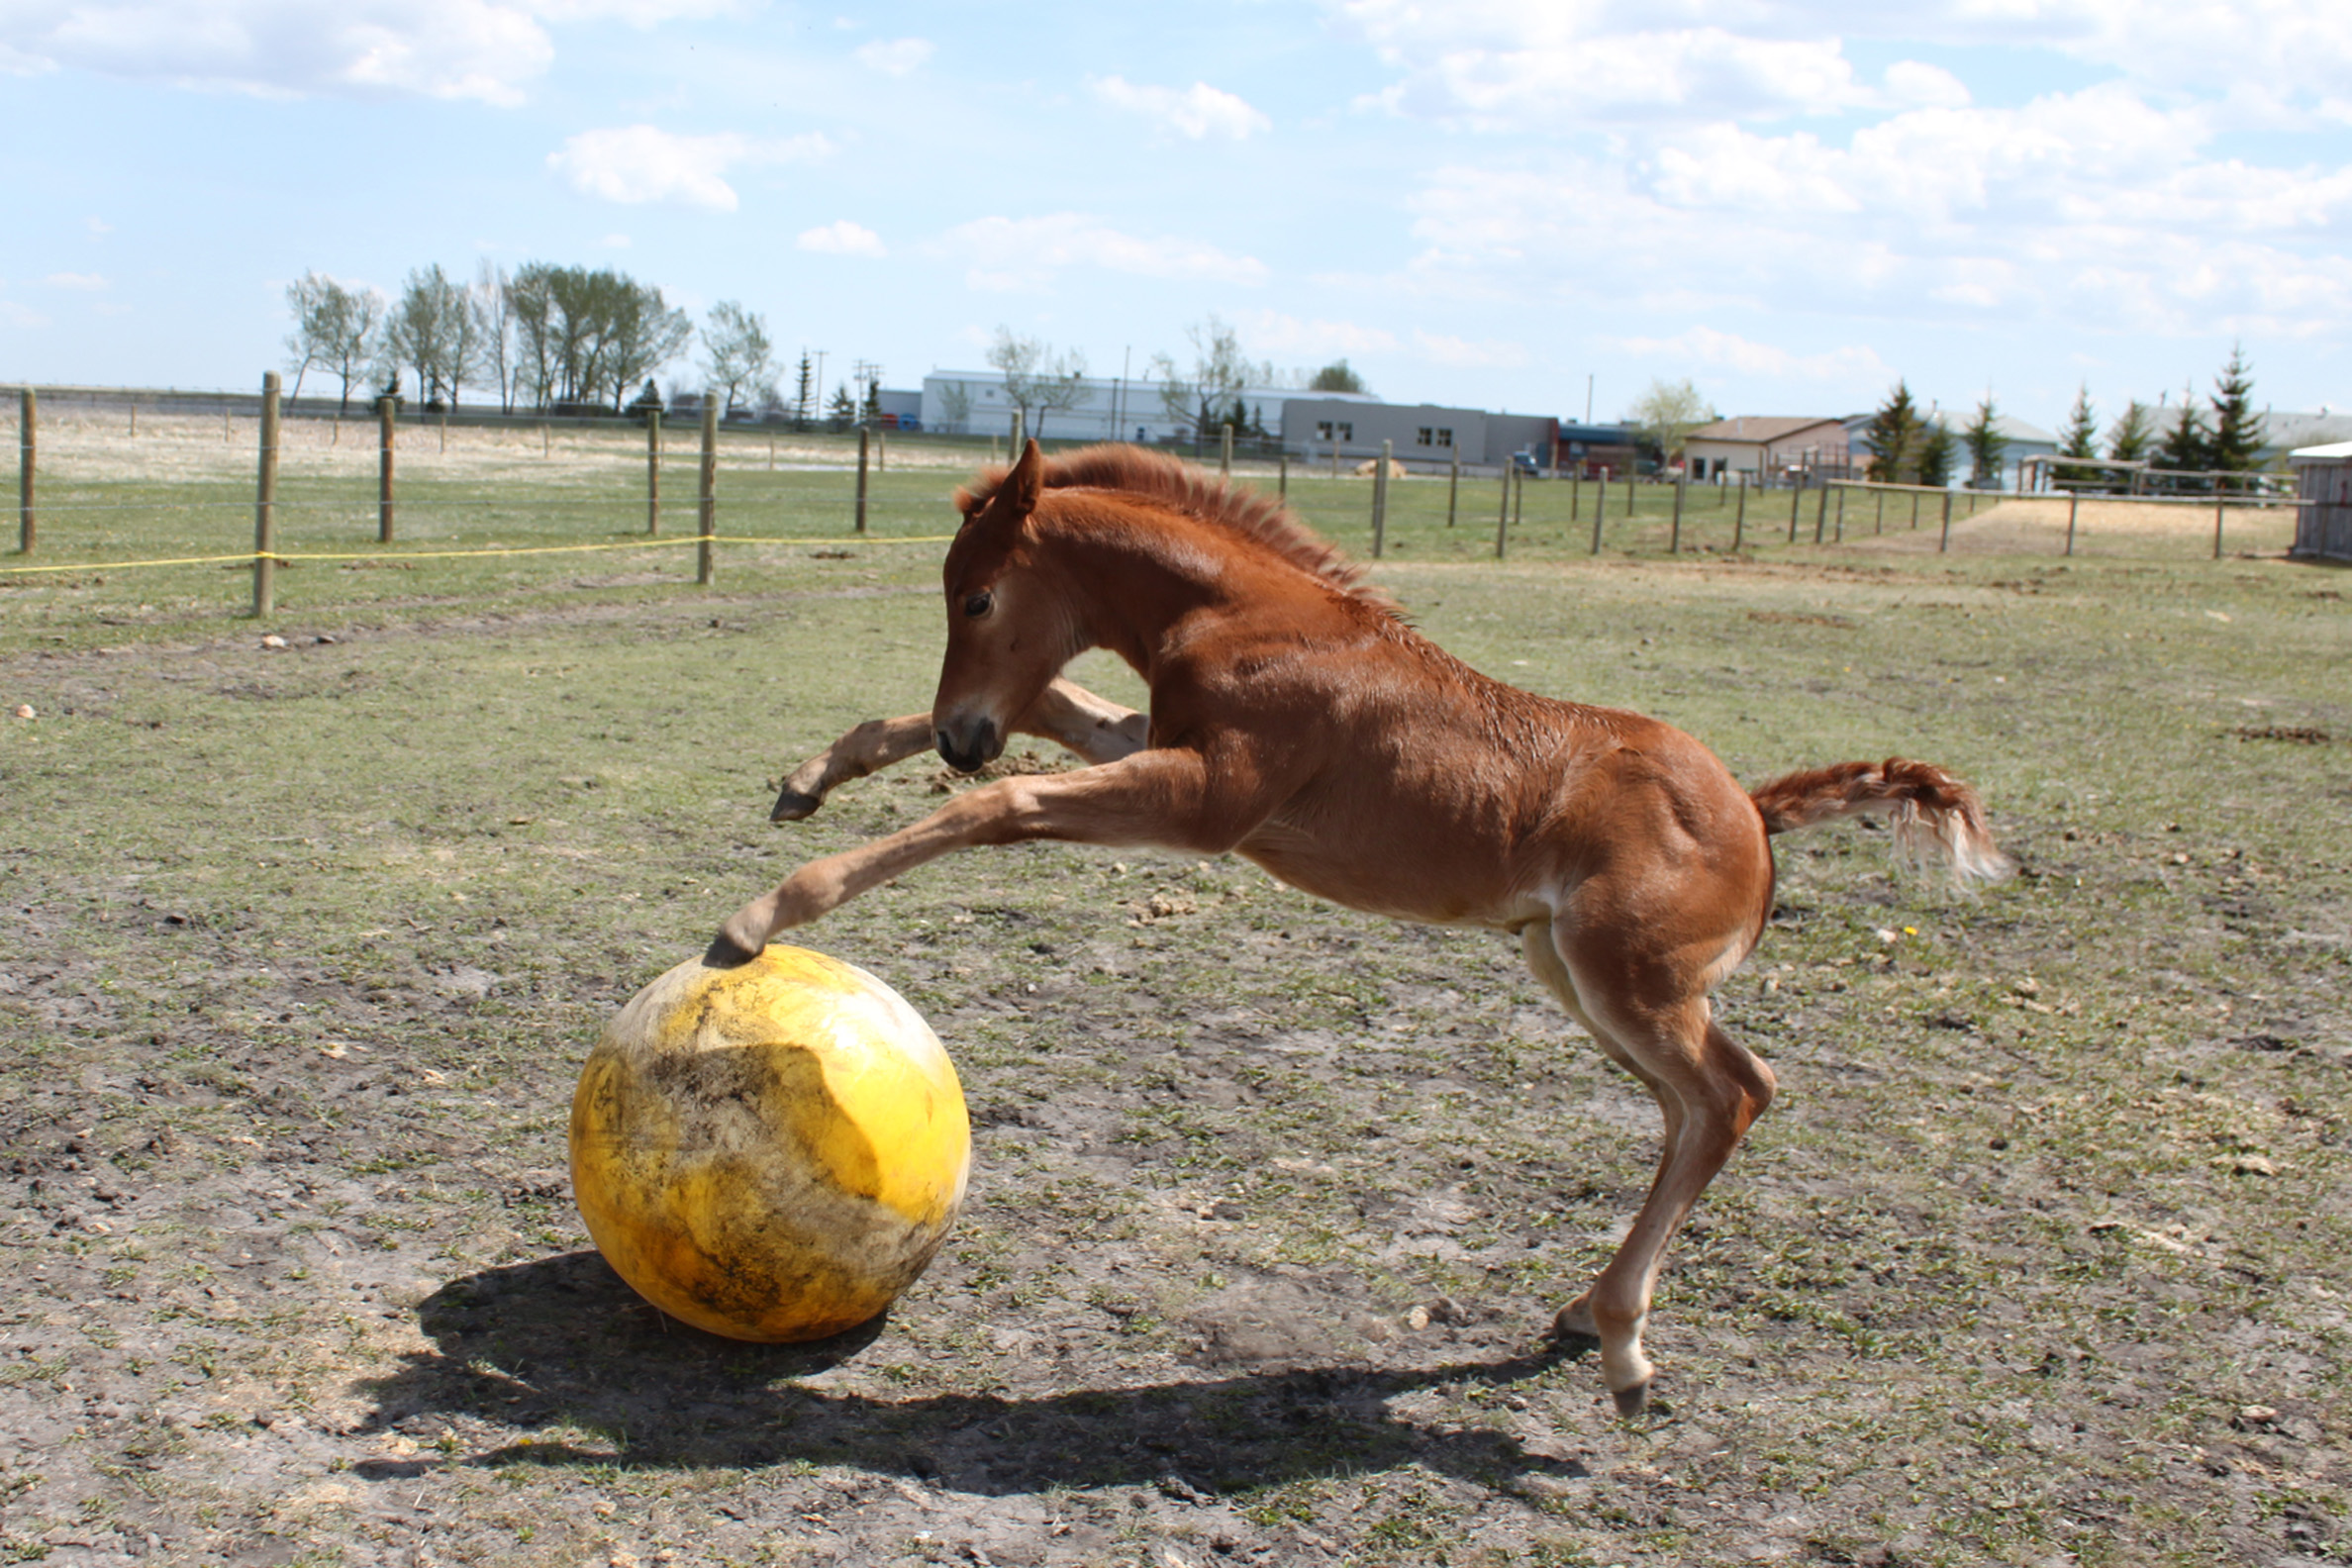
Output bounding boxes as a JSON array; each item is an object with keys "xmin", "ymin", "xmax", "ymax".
[{"xmin": 3, "ymin": 0, "xmax": 2349, "ymax": 432}]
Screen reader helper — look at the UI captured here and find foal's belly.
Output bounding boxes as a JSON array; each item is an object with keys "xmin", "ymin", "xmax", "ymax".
[{"xmin": 1233, "ymin": 818, "xmax": 1547, "ymax": 931}]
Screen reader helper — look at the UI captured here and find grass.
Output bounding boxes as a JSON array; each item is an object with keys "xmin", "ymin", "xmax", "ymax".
[{"xmin": 0, "ymin": 415, "xmax": 2346, "ymax": 1564}]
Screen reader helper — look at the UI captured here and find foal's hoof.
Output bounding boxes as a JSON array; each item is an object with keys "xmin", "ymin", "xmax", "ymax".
[
  {"xmin": 769, "ymin": 786, "xmax": 824, "ymax": 823},
  {"xmin": 704, "ymin": 928, "xmax": 762, "ymax": 968},
  {"xmin": 1550, "ymin": 1298, "xmax": 1600, "ymax": 1342},
  {"xmin": 1610, "ymin": 1378, "xmax": 1654, "ymax": 1419}
]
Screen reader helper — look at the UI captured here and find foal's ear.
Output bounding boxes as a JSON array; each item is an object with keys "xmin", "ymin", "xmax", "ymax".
[{"xmin": 1003, "ymin": 439, "xmax": 1045, "ymax": 518}]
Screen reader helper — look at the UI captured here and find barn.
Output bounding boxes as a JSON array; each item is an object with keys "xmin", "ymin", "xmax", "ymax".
[{"xmin": 2289, "ymin": 441, "xmax": 2352, "ymax": 562}]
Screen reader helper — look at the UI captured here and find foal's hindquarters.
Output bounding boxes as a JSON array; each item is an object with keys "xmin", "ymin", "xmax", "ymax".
[{"xmin": 1502, "ymin": 726, "xmax": 1780, "ymax": 1414}]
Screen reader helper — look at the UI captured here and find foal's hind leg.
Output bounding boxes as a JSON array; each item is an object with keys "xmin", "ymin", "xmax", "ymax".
[
  {"xmin": 1522, "ymin": 919, "xmax": 1774, "ymax": 1415},
  {"xmin": 768, "ymin": 677, "xmax": 1147, "ymax": 821}
]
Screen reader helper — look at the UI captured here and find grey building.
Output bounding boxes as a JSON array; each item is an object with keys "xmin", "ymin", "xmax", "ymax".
[{"xmin": 1280, "ymin": 398, "xmax": 1554, "ymax": 471}]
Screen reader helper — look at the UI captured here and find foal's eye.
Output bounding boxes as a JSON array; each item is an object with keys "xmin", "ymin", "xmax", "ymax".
[{"xmin": 963, "ymin": 590, "xmax": 994, "ymax": 619}]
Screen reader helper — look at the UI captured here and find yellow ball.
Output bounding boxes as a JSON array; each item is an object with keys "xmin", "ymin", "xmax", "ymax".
[{"xmin": 568, "ymin": 945, "xmax": 970, "ymax": 1341}]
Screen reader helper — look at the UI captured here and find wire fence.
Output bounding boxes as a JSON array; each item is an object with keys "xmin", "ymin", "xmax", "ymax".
[{"xmin": 4, "ymin": 380, "xmax": 2316, "ymax": 621}]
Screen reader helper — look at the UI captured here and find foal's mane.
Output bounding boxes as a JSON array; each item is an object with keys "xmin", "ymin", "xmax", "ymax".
[{"xmin": 958, "ymin": 444, "xmax": 1396, "ymax": 613}]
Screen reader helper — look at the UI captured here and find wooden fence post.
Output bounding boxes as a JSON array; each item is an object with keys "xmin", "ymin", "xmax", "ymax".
[
  {"xmin": 2066, "ymin": 490, "xmax": 2080, "ymax": 556},
  {"xmin": 1670, "ymin": 472, "xmax": 1685, "ymax": 553},
  {"xmin": 855, "ymin": 426, "xmax": 871, "ymax": 537},
  {"xmin": 1332, "ymin": 440, "xmax": 1341, "ymax": 479},
  {"xmin": 1497, "ymin": 461, "xmax": 1511, "ymax": 544},
  {"xmin": 1279, "ymin": 452, "xmax": 1289, "ymax": 501},
  {"xmin": 1733, "ymin": 472, "xmax": 1746, "ymax": 549},
  {"xmin": 1626, "ymin": 470, "xmax": 1635, "ymax": 520},
  {"xmin": 1911, "ymin": 491, "xmax": 1921, "ymax": 531},
  {"xmin": 1592, "ymin": 474, "xmax": 1607, "ymax": 554},
  {"xmin": 16, "ymin": 388, "xmax": 32, "ymax": 555},
  {"xmin": 878, "ymin": 428, "xmax": 887, "ymax": 473},
  {"xmin": 253, "ymin": 372, "xmax": 281, "ymax": 619},
  {"xmin": 1939, "ymin": 489, "xmax": 1953, "ymax": 552},
  {"xmin": 1814, "ymin": 482, "xmax": 1832, "ymax": 543},
  {"xmin": 1834, "ymin": 485, "xmax": 1846, "ymax": 543},
  {"xmin": 1011, "ymin": 410, "xmax": 1025, "ymax": 453},
  {"xmin": 1220, "ymin": 425, "xmax": 1231, "ymax": 478},
  {"xmin": 377, "ymin": 397, "xmax": 396, "ymax": 542},
  {"xmin": 645, "ymin": 407, "xmax": 661, "ymax": 536},
  {"xmin": 439, "ymin": 406, "xmax": 448, "ymax": 454},
  {"xmin": 1570, "ymin": 467, "xmax": 1580, "ymax": 524},
  {"xmin": 699, "ymin": 398, "xmax": 719, "ymax": 585},
  {"xmin": 2213, "ymin": 489, "xmax": 2227, "ymax": 560},
  {"xmin": 1789, "ymin": 480, "xmax": 1802, "ymax": 543},
  {"xmin": 1446, "ymin": 454, "xmax": 1459, "ymax": 527},
  {"xmin": 1513, "ymin": 463, "xmax": 1524, "ymax": 528},
  {"xmin": 1371, "ymin": 440, "xmax": 1391, "ymax": 558}
]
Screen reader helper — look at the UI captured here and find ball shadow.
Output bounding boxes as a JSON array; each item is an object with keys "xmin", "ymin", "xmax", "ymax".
[{"xmin": 352, "ymin": 1251, "xmax": 1594, "ymax": 1496}]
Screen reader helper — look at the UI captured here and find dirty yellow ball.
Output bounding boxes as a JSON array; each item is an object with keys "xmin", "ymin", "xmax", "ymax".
[{"xmin": 569, "ymin": 945, "xmax": 971, "ymax": 1341}]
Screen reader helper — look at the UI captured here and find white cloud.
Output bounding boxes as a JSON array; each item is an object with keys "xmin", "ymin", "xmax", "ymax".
[
  {"xmin": 852, "ymin": 37, "xmax": 931, "ymax": 75},
  {"xmin": 0, "ymin": 0, "xmax": 735, "ymax": 103},
  {"xmin": 931, "ymin": 214, "xmax": 1269, "ymax": 291},
  {"xmin": 44, "ymin": 271, "xmax": 108, "ymax": 290},
  {"xmin": 548, "ymin": 125, "xmax": 834, "ymax": 210},
  {"xmin": 597, "ymin": 232, "xmax": 631, "ymax": 247},
  {"xmin": 1412, "ymin": 330, "xmax": 1528, "ymax": 369},
  {"xmin": 799, "ymin": 219, "xmax": 886, "ymax": 256},
  {"xmin": 84, "ymin": 216, "xmax": 111, "ymax": 235},
  {"xmin": 0, "ymin": 300, "xmax": 48, "ymax": 328},
  {"xmin": 1229, "ymin": 310, "xmax": 1396, "ymax": 358},
  {"xmin": 1090, "ymin": 76, "xmax": 1271, "ymax": 141},
  {"xmin": 1603, "ymin": 326, "xmax": 1895, "ymax": 387}
]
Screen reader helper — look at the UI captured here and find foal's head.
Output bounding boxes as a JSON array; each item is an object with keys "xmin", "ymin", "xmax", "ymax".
[{"xmin": 932, "ymin": 441, "xmax": 1073, "ymax": 773}]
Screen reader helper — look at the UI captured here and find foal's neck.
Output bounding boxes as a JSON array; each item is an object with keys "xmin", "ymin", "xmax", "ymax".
[{"xmin": 1050, "ymin": 512, "xmax": 1237, "ymax": 680}]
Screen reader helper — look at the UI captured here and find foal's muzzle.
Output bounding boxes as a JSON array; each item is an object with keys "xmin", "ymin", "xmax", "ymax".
[{"xmin": 935, "ymin": 717, "xmax": 1002, "ymax": 775}]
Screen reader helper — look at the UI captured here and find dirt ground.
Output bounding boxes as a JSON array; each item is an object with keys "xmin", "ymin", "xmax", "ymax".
[{"xmin": 2, "ymin": 441, "xmax": 2350, "ymax": 1566}]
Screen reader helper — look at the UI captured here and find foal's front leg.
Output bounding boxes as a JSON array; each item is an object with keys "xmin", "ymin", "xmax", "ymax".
[
  {"xmin": 767, "ymin": 677, "xmax": 1148, "ymax": 821},
  {"xmin": 716, "ymin": 747, "xmax": 1218, "ymax": 962}
]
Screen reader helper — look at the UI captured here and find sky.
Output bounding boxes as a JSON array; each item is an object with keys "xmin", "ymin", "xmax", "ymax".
[{"xmin": 3, "ymin": 0, "xmax": 2349, "ymax": 434}]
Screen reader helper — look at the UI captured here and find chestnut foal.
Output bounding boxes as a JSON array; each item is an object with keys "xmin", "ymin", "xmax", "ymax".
[{"xmin": 716, "ymin": 441, "xmax": 2009, "ymax": 1414}]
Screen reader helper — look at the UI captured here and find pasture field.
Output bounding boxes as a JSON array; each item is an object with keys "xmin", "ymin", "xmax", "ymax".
[{"xmin": 1, "ymin": 418, "xmax": 2347, "ymax": 1566}]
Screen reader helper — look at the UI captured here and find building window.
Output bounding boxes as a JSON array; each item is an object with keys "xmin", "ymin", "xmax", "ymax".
[
  {"xmin": 1338, "ymin": 422, "xmax": 1353, "ymax": 441},
  {"xmin": 1436, "ymin": 428, "xmax": 1453, "ymax": 447},
  {"xmin": 1416, "ymin": 427, "xmax": 1434, "ymax": 446},
  {"xmin": 1316, "ymin": 421, "xmax": 1333, "ymax": 441}
]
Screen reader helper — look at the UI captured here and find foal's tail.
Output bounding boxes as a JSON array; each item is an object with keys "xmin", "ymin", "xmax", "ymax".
[{"xmin": 1750, "ymin": 758, "xmax": 2014, "ymax": 889}]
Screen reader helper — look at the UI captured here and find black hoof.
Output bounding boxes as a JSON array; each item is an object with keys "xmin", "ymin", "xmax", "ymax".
[
  {"xmin": 704, "ymin": 931, "xmax": 761, "ymax": 968},
  {"xmin": 1611, "ymin": 1379, "xmax": 1653, "ymax": 1419},
  {"xmin": 769, "ymin": 787, "xmax": 824, "ymax": 823}
]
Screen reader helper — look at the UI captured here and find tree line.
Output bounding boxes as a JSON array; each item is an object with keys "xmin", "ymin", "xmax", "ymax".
[
  {"xmin": 955, "ymin": 315, "xmax": 1365, "ymax": 442},
  {"xmin": 1867, "ymin": 346, "xmax": 2268, "ymax": 493},
  {"xmin": 285, "ymin": 265, "xmax": 858, "ymax": 424}
]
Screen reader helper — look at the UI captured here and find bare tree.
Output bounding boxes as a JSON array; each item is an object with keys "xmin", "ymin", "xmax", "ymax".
[
  {"xmin": 988, "ymin": 329, "xmax": 1088, "ymax": 439},
  {"xmin": 701, "ymin": 301, "xmax": 779, "ymax": 414},
  {"xmin": 382, "ymin": 265, "xmax": 476, "ymax": 408},
  {"xmin": 1155, "ymin": 315, "xmax": 1269, "ymax": 438},
  {"xmin": 934, "ymin": 379, "xmax": 973, "ymax": 434},
  {"xmin": 284, "ymin": 271, "xmax": 385, "ymax": 414},
  {"xmin": 471, "ymin": 262, "xmax": 518, "ymax": 414},
  {"xmin": 1625, "ymin": 378, "xmax": 1716, "ymax": 468}
]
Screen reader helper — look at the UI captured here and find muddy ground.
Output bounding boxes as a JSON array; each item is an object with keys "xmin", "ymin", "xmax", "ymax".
[{"xmin": 0, "ymin": 499, "xmax": 2348, "ymax": 1566}]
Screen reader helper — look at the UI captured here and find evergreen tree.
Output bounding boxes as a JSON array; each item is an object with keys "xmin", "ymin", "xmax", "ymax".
[
  {"xmin": 1863, "ymin": 380, "xmax": 1924, "ymax": 483},
  {"xmin": 1962, "ymin": 394, "xmax": 2008, "ymax": 490},
  {"xmin": 1917, "ymin": 418, "xmax": 1956, "ymax": 488},
  {"xmin": 2107, "ymin": 400, "xmax": 2154, "ymax": 466},
  {"xmin": 2155, "ymin": 382, "xmax": 2212, "ymax": 492},
  {"xmin": 2055, "ymin": 384, "xmax": 2099, "ymax": 487},
  {"xmin": 2206, "ymin": 343, "xmax": 2264, "ymax": 479},
  {"xmin": 793, "ymin": 351, "xmax": 815, "ymax": 429},
  {"xmin": 827, "ymin": 384, "xmax": 857, "ymax": 430}
]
